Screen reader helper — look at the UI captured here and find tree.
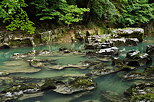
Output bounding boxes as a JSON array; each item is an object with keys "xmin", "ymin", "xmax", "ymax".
[
  {"xmin": 119, "ymin": 0, "xmax": 154, "ymax": 27},
  {"xmin": 31, "ymin": 0, "xmax": 89, "ymax": 25},
  {"xmin": 0, "ymin": 0, "xmax": 35, "ymax": 34},
  {"xmin": 90, "ymin": 0, "xmax": 118, "ymax": 22}
]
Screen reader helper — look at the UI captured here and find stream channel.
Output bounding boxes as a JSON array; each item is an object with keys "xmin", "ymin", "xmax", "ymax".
[{"xmin": 0, "ymin": 37, "xmax": 154, "ymax": 102}]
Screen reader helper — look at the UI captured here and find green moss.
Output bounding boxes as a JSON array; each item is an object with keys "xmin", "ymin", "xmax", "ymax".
[
  {"xmin": 131, "ymin": 93, "xmax": 154, "ymax": 101},
  {"xmin": 41, "ymin": 78, "xmax": 56, "ymax": 90},
  {"xmin": 144, "ymin": 66, "xmax": 154, "ymax": 76},
  {"xmin": 69, "ymin": 77, "xmax": 95, "ymax": 88},
  {"xmin": 2, "ymin": 83, "xmax": 39, "ymax": 93}
]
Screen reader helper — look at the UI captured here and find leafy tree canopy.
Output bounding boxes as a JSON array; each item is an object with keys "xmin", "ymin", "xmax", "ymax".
[
  {"xmin": 0, "ymin": 0, "xmax": 35, "ymax": 34},
  {"xmin": 119, "ymin": 0, "xmax": 154, "ymax": 27},
  {"xmin": 31, "ymin": 0, "xmax": 89, "ymax": 25}
]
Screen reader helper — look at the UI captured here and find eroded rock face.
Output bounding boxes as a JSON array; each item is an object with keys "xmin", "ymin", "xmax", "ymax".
[
  {"xmin": 125, "ymin": 51, "xmax": 152, "ymax": 66},
  {"xmin": 12, "ymin": 50, "xmax": 53, "ymax": 59},
  {"xmin": 41, "ymin": 77, "xmax": 96, "ymax": 94},
  {"xmin": 0, "ymin": 30, "xmax": 43, "ymax": 48},
  {"xmin": 123, "ymin": 66, "xmax": 154, "ymax": 80},
  {"xmin": 124, "ymin": 82, "xmax": 154, "ymax": 102},
  {"xmin": 112, "ymin": 28, "xmax": 144, "ymax": 42},
  {"xmin": 85, "ymin": 42, "xmax": 113, "ymax": 50},
  {"xmin": 146, "ymin": 45, "xmax": 154, "ymax": 56},
  {"xmin": 90, "ymin": 69, "xmax": 116, "ymax": 76},
  {"xmin": 96, "ymin": 47, "xmax": 119, "ymax": 56},
  {"xmin": 0, "ymin": 72, "xmax": 10, "ymax": 77},
  {"xmin": 0, "ymin": 83, "xmax": 40, "ymax": 102},
  {"xmin": 107, "ymin": 38, "xmax": 139, "ymax": 46},
  {"xmin": 0, "ymin": 43, "xmax": 10, "ymax": 49}
]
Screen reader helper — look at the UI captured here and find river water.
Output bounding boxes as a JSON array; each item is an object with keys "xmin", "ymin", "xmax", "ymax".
[{"xmin": 0, "ymin": 37, "xmax": 154, "ymax": 102}]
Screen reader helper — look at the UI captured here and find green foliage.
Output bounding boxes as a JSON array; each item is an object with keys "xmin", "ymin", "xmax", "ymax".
[
  {"xmin": 91, "ymin": 0, "xmax": 118, "ymax": 21},
  {"xmin": 0, "ymin": 0, "xmax": 35, "ymax": 34},
  {"xmin": 119, "ymin": 0, "xmax": 154, "ymax": 26},
  {"xmin": 31, "ymin": 0, "xmax": 89, "ymax": 25}
]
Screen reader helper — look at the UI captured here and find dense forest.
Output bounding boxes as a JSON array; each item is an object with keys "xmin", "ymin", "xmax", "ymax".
[{"xmin": 0, "ymin": 0, "xmax": 153, "ymax": 34}]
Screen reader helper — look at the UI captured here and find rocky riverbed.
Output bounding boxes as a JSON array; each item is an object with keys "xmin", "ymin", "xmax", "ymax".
[{"xmin": 0, "ymin": 28, "xmax": 154, "ymax": 102}]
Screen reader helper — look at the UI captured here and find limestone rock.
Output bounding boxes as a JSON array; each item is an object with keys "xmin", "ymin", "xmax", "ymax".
[{"xmin": 112, "ymin": 28, "xmax": 144, "ymax": 42}]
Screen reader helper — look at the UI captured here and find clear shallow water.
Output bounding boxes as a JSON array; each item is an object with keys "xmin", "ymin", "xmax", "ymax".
[{"xmin": 0, "ymin": 37, "xmax": 154, "ymax": 102}]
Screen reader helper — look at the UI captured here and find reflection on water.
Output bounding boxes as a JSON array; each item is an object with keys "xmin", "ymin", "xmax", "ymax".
[{"xmin": 0, "ymin": 37, "xmax": 154, "ymax": 102}]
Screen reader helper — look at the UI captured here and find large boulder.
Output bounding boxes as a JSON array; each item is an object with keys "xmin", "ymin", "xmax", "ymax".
[
  {"xmin": 112, "ymin": 28, "xmax": 144, "ymax": 42},
  {"xmin": 107, "ymin": 38, "xmax": 139, "ymax": 46},
  {"xmin": 96, "ymin": 47, "xmax": 119, "ymax": 56}
]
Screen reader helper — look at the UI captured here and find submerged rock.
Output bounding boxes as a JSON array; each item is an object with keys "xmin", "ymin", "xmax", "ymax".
[
  {"xmin": 28, "ymin": 59, "xmax": 57, "ymax": 68},
  {"xmin": 112, "ymin": 28, "xmax": 144, "ymax": 42},
  {"xmin": 146, "ymin": 45, "xmax": 154, "ymax": 56},
  {"xmin": 124, "ymin": 82, "xmax": 154, "ymax": 102},
  {"xmin": 12, "ymin": 50, "xmax": 53, "ymax": 59},
  {"xmin": 1, "ymin": 60, "xmax": 41, "ymax": 74}
]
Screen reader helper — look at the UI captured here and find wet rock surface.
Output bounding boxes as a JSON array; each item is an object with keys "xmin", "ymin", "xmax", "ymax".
[
  {"xmin": 12, "ymin": 50, "xmax": 53, "ymax": 59},
  {"xmin": 96, "ymin": 47, "xmax": 119, "ymax": 56},
  {"xmin": 0, "ymin": 81, "xmax": 40, "ymax": 102},
  {"xmin": 125, "ymin": 50, "xmax": 152, "ymax": 66},
  {"xmin": 146, "ymin": 45, "xmax": 154, "ymax": 56},
  {"xmin": 0, "ymin": 43, "xmax": 10, "ymax": 49},
  {"xmin": 124, "ymin": 82, "xmax": 154, "ymax": 102},
  {"xmin": 41, "ymin": 77, "xmax": 96, "ymax": 94},
  {"xmin": 106, "ymin": 38, "xmax": 139, "ymax": 46},
  {"xmin": 123, "ymin": 66, "xmax": 154, "ymax": 80},
  {"xmin": 112, "ymin": 28, "xmax": 144, "ymax": 42}
]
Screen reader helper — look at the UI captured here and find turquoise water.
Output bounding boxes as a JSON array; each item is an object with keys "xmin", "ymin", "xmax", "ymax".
[{"xmin": 0, "ymin": 37, "xmax": 154, "ymax": 102}]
